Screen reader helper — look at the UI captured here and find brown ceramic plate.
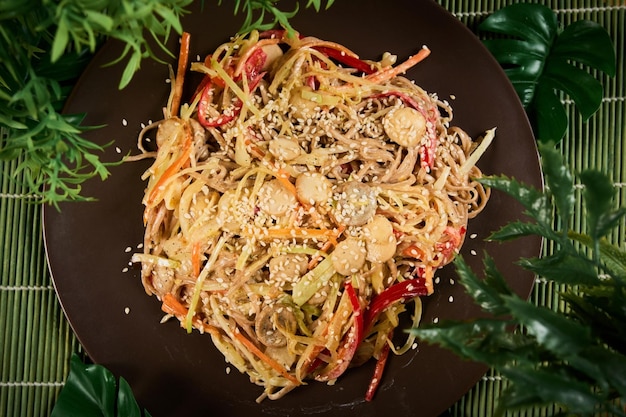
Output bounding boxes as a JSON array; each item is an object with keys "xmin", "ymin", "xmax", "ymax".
[{"xmin": 43, "ymin": 1, "xmax": 542, "ymax": 416}]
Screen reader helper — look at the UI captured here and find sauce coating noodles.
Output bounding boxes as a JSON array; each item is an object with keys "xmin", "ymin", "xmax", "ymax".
[{"xmin": 133, "ymin": 30, "xmax": 492, "ymax": 402}]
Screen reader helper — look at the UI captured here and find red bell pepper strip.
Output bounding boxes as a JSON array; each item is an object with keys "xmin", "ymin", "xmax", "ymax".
[
  {"xmin": 436, "ymin": 225, "xmax": 466, "ymax": 264},
  {"xmin": 314, "ymin": 46, "xmax": 376, "ymax": 74},
  {"xmin": 371, "ymin": 91, "xmax": 422, "ymax": 110},
  {"xmin": 197, "ymin": 81, "xmax": 238, "ymax": 127},
  {"xmin": 358, "ymin": 279, "xmax": 428, "ymax": 400},
  {"xmin": 197, "ymin": 71, "xmax": 265, "ymax": 128},
  {"xmin": 240, "ymin": 46, "xmax": 267, "ymax": 80},
  {"xmin": 344, "ymin": 279, "xmax": 364, "ymax": 343},
  {"xmin": 259, "ymin": 29, "xmax": 291, "ymax": 40},
  {"xmin": 306, "ymin": 75, "xmax": 318, "ymax": 90},
  {"xmin": 365, "ymin": 336, "xmax": 391, "ymax": 401},
  {"xmin": 419, "ymin": 131, "xmax": 438, "ymax": 171},
  {"xmin": 314, "ymin": 321, "xmax": 359, "ymax": 382},
  {"xmin": 363, "ymin": 278, "xmax": 429, "ymax": 334},
  {"xmin": 314, "ymin": 280, "xmax": 364, "ymax": 381}
]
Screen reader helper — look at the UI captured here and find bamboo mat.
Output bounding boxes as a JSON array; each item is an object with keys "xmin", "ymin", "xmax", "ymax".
[{"xmin": 0, "ymin": 1, "xmax": 624, "ymax": 416}]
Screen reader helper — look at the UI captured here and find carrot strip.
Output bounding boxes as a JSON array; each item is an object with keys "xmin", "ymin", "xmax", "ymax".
[
  {"xmin": 307, "ymin": 225, "xmax": 345, "ymax": 269},
  {"xmin": 275, "ymin": 168, "xmax": 299, "ymax": 201},
  {"xmin": 241, "ymin": 141, "xmax": 303, "ymax": 208},
  {"xmin": 145, "ymin": 124, "xmax": 192, "ymax": 206},
  {"xmin": 171, "ymin": 32, "xmax": 191, "ymax": 117},
  {"xmin": 262, "ymin": 227, "xmax": 339, "ymax": 241},
  {"xmin": 161, "ymin": 293, "xmax": 220, "ymax": 336},
  {"xmin": 366, "ymin": 46, "xmax": 431, "ymax": 84},
  {"xmin": 192, "ymin": 241, "xmax": 202, "ymax": 277},
  {"xmin": 233, "ymin": 329, "xmax": 301, "ymax": 385},
  {"xmin": 162, "ymin": 293, "xmax": 187, "ymax": 317}
]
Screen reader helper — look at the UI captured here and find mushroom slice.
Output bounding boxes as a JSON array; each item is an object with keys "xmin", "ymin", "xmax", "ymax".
[
  {"xmin": 332, "ymin": 181, "xmax": 378, "ymax": 226},
  {"xmin": 254, "ymin": 304, "xmax": 297, "ymax": 347}
]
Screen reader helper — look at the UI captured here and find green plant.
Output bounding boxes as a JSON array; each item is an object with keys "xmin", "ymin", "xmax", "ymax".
[
  {"xmin": 230, "ymin": 0, "xmax": 335, "ymax": 34},
  {"xmin": 0, "ymin": 0, "xmax": 194, "ymax": 206},
  {"xmin": 412, "ymin": 144, "xmax": 626, "ymax": 416},
  {"xmin": 479, "ymin": 3, "xmax": 616, "ymax": 143}
]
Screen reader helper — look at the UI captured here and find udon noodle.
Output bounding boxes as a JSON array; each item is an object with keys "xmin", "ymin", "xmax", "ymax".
[{"xmin": 132, "ymin": 29, "xmax": 493, "ymax": 402}]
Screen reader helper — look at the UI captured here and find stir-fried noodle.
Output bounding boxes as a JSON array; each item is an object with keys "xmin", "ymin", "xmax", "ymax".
[{"xmin": 132, "ymin": 30, "xmax": 493, "ymax": 402}]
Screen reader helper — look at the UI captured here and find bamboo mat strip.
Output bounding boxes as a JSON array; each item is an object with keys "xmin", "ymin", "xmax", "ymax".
[
  {"xmin": 0, "ymin": 2, "xmax": 623, "ymax": 416},
  {"xmin": 0, "ymin": 156, "xmax": 77, "ymax": 417}
]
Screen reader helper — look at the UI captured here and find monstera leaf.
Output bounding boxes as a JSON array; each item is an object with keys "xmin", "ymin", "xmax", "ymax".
[
  {"xmin": 479, "ymin": 3, "xmax": 616, "ymax": 143},
  {"xmin": 51, "ymin": 355, "xmax": 151, "ymax": 417}
]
